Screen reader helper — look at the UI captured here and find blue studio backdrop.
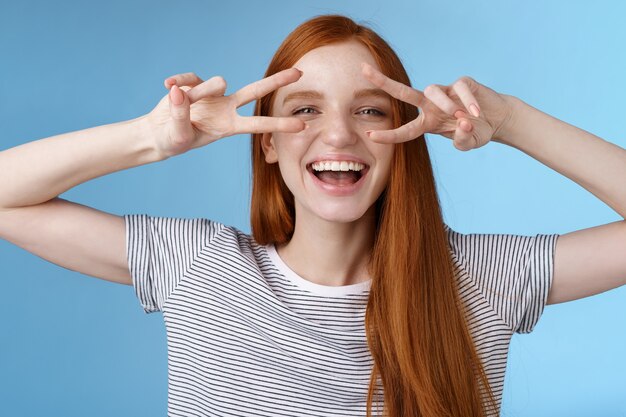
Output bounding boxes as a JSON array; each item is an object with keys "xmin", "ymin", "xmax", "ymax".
[{"xmin": 1, "ymin": 1, "xmax": 625, "ymax": 416}]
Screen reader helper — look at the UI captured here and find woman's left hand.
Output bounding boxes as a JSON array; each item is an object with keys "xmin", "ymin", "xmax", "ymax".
[{"xmin": 362, "ymin": 63, "xmax": 515, "ymax": 151}]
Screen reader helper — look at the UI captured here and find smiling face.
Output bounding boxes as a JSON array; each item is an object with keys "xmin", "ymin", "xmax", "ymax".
[{"xmin": 261, "ymin": 40, "xmax": 395, "ymax": 224}]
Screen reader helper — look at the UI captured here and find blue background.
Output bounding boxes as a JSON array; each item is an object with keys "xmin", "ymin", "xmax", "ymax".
[{"xmin": 1, "ymin": 1, "xmax": 625, "ymax": 415}]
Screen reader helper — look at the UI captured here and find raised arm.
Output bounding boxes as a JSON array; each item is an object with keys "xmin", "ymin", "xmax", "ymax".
[
  {"xmin": 493, "ymin": 96, "xmax": 626, "ymax": 304},
  {"xmin": 0, "ymin": 117, "xmax": 158, "ymax": 285},
  {"xmin": 362, "ymin": 63, "xmax": 626, "ymax": 305},
  {"xmin": 0, "ymin": 69, "xmax": 304, "ymax": 285}
]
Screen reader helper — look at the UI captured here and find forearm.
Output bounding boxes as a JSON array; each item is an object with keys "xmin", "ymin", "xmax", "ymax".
[
  {"xmin": 494, "ymin": 95, "xmax": 626, "ymax": 219},
  {"xmin": 0, "ymin": 115, "xmax": 162, "ymax": 209}
]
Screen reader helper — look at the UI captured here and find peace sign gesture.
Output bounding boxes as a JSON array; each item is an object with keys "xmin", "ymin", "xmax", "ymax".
[
  {"xmin": 361, "ymin": 63, "xmax": 515, "ymax": 151},
  {"xmin": 144, "ymin": 68, "xmax": 305, "ymax": 160}
]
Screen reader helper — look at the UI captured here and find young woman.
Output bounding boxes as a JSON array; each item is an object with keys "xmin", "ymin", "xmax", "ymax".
[{"xmin": 1, "ymin": 14, "xmax": 625, "ymax": 417}]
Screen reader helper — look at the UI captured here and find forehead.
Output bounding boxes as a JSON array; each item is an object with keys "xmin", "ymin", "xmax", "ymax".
[
  {"xmin": 294, "ymin": 40, "xmax": 379, "ymax": 74},
  {"xmin": 273, "ymin": 41, "xmax": 383, "ymax": 106}
]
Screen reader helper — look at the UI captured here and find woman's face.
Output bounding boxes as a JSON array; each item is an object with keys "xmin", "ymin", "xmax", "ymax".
[{"xmin": 262, "ymin": 40, "xmax": 395, "ymax": 224}]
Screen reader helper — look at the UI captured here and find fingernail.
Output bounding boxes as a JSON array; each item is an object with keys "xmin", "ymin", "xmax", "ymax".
[
  {"xmin": 455, "ymin": 110, "xmax": 467, "ymax": 119},
  {"xmin": 170, "ymin": 85, "xmax": 184, "ymax": 105},
  {"xmin": 295, "ymin": 68, "xmax": 303, "ymax": 76},
  {"xmin": 470, "ymin": 104, "xmax": 480, "ymax": 117}
]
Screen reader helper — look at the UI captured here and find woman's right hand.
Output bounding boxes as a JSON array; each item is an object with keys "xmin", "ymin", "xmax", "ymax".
[{"xmin": 144, "ymin": 68, "xmax": 305, "ymax": 159}]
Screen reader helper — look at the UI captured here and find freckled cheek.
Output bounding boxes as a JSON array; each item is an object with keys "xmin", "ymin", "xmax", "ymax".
[
  {"xmin": 275, "ymin": 126, "xmax": 319, "ymax": 158},
  {"xmin": 367, "ymin": 141, "xmax": 395, "ymax": 162},
  {"xmin": 273, "ymin": 132, "xmax": 314, "ymax": 171}
]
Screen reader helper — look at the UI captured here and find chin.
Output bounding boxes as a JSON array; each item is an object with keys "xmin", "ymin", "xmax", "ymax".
[{"xmin": 311, "ymin": 202, "xmax": 371, "ymax": 224}]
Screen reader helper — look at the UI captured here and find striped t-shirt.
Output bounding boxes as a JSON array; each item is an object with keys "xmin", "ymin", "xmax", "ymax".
[{"xmin": 124, "ymin": 214, "xmax": 559, "ymax": 416}]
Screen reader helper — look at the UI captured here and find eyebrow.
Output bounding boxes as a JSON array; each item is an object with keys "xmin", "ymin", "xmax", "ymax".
[
  {"xmin": 354, "ymin": 88, "xmax": 391, "ymax": 101},
  {"xmin": 282, "ymin": 88, "xmax": 390, "ymax": 106}
]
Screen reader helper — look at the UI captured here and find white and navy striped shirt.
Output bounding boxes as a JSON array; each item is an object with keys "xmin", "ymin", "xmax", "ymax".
[{"xmin": 124, "ymin": 214, "xmax": 559, "ymax": 416}]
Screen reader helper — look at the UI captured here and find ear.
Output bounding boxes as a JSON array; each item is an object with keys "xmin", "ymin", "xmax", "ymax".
[{"xmin": 261, "ymin": 133, "xmax": 278, "ymax": 164}]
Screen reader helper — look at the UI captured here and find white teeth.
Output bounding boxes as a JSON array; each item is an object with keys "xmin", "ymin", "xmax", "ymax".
[{"xmin": 311, "ymin": 160, "xmax": 366, "ymax": 172}]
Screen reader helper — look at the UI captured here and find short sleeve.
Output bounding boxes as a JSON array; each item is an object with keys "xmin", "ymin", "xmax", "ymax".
[
  {"xmin": 124, "ymin": 214, "xmax": 224, "ymax": 314},
  {"xmin": 445, "ymin": 224, "xmax": 560, "ymax": 334}
]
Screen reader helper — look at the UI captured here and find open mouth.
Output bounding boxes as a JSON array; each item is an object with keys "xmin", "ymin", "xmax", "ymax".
[{"xmin": 306, "ymin": 163, "xmax": 369, "ymax": 187}]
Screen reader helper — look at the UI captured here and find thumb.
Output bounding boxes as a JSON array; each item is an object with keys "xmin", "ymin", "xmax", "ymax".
[{"xmin": 168, "ymin": 85, "xmax": 195, "ymax": 147}]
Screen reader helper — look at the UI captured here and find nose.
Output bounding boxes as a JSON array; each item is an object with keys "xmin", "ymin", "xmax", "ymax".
[{"xmin": 319, "ymin": 111, "xmax": 359, "ymax": 148}]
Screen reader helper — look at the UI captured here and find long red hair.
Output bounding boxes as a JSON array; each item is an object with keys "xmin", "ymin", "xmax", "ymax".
[{"xmin": 250, "ymin": 15, "xmax": 497, "ymax": 416}]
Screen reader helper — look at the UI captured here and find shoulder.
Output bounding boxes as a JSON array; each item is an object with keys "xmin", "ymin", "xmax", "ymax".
[
  {"xmin": 442, "ymin": 222, "xmax": 559, "ymax": 333},
  {"xmin": 442, "ymin": 223, "xmax": 466, "ymax": 264},
  {"xmin": 123, "ymin": 214, "xmax": 263, "ymax": 255},
  {"xmin": 442, "ymin": 222, "xmax": 557, "ymax": 265}
]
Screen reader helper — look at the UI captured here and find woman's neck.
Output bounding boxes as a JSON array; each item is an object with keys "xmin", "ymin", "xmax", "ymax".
[{"xmin": 276, "ymin": 206, "xmax": 376, "ymax": 287}]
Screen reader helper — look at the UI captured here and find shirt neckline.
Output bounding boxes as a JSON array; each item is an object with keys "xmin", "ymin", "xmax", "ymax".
[{"xmin": 264, "ymin": 244, "xmax": 372, "ymax": 297}]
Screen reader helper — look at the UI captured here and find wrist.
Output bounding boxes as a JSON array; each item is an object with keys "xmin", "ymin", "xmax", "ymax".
[
  {"xmin": 132, "ymin": 114, "xmax": 169, "ymax": 162},
  {"xmin": 492, "ymin": 94, "xmax": 526, "ymax": 146}
]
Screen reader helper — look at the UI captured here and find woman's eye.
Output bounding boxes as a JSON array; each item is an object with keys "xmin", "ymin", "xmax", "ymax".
[
  {"xmin": 293, "ymin": 107, "xmax": 317, "ymax": 115},
  {"xmin": 359, "ymin": 108, "xmax": 385, "ymax": 116}
]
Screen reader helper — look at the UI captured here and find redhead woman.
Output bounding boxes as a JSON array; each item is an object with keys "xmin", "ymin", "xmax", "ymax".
[{"xmin": 1, "ymin": 15, "xmax": 625, "ymax": 417}]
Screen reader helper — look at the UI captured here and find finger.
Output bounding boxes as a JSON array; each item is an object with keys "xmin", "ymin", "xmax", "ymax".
[
  {"xmin": 362, "ymin": 63, "xmax": 424, "ymax": 107},
  {"xmin": 168, "ymin": 85, "xmax": 195, "ymax": 143},
  {"xmin": 367, "ymin": 117, "xmax": 426, "ymax": 143},
  {"xmin": 164, "ymin": 72, "xmax": 205, "ymax": 89},
  {"xmin": 232, "ymin": 68, "xmax": 303, "ymax": 108},
  {"xmin": 453, "ymin": 118, "xmax": 476, "ymax": 151},
  {"xmin": 234, "ymin": 115, "xmax": 305, "ymax": 134},
  {"xmin": 423, "ymin": 84, "xmax": 463, "ymax": 116},
  {"xmin": 452, "ymin": 79, "xmax": 480, "ymax": 117},
  {"xmin": 186, "ymin": 76, "xmax": 228, "ymax": 104}
]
